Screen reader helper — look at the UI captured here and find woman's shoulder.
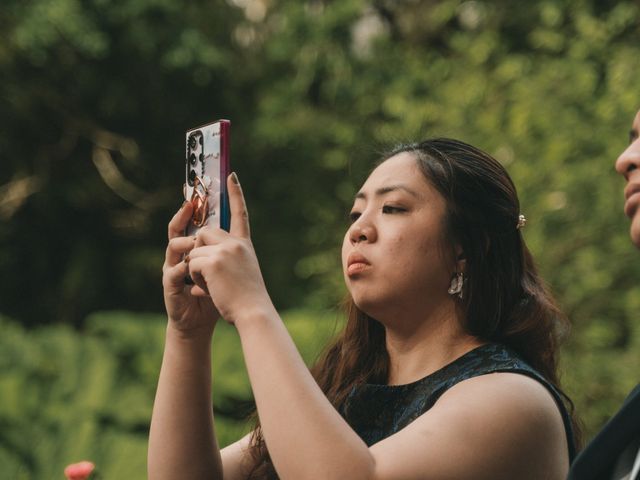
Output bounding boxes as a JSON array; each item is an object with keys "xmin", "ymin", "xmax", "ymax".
[
  {"xmin": 435, "ymin": 343, "xmax": 568, "ymax": 413},
  {"xmin": 433, "ymin": 342, "xmax": 531, "ymax": 380},
  {"xmin": 445, "ymin": 371, "xmax": 570, "ymax": 460},
  {"xmin": 423, "ymin": 342, "xmax": 557, "ymax": 400},
  {"xmin": 433, "ymin": 343, "xmax": 574, "ymax": 461},
  {"xmin": 369, "ymin": 372, "xmax": 570, "ymax": 479},
  {"xmin": 439, "ymin": 369, "xmax": 568, "ymax": 422}
]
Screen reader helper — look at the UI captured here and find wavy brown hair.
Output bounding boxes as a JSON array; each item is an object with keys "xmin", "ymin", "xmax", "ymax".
[{"xmin": 246, "ymin": 138, "xmax": 581, "ymax": 479}]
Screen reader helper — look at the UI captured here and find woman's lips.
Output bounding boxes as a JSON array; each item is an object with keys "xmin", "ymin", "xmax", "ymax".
[
  {"xmin": 347, "ymin": 262, "xmax": 370, "ymax": 276},
  {"xmin": 346, "ymin": 253, "xmax": 370, "ymax": 276}
]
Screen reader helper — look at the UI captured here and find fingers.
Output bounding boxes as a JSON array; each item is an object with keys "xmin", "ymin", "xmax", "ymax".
[
  {"xmin": 186, "ymin": 256, "xmax": 211, "ymax": 297},
  {"xmin": 163, "ymin": 254, "xmax": 210, "ymax": 297},
  {"xmin": 194, "ymin": 226, "xmax": 230, "ymax": 248},
  {"xmin": 164, "ymin": 236, "xmax": 196, "ymax": 268},
  {"xmin": 227, "ymin": 173, "xmax": 250, "ymax": 239},
  {"xmin": 168, "ymin": 201, "xmax": 194, "ymax": 240},
  {"xmin": 163, "ymin": 259, "xmax": 190, "ymax": 291},
  {"xmin": 189, "ymin": 284, "xmax": 210, "ymax": 297}
]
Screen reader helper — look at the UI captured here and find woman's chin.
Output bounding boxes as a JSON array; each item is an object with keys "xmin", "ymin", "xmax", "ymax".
[
  {"xmin": 350, "ymin": 294, "xmax": 390, "ymax": 322},
  {"xmin": 350, "ymin": 291, "xmax": 373, "ymax": 312}
]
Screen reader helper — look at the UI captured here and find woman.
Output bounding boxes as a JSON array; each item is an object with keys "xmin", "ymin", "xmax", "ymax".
[{"xmin": 148, "ymin": 138, "xmax": 577, "ymax": 480}]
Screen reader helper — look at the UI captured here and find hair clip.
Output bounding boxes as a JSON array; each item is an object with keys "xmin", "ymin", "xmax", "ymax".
[{"xmin": 516, "ymin": 214, "xmax": 527, "ymax": 230}]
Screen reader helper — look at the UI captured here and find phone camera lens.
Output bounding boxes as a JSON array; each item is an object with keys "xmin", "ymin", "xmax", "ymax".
[
  {"xmin": 190, "ymin": 153, "xmax": 196, "ymax": 165},
  {"xmin": 188, "ymin": 135, "xmax": 197, "ymax": 150},
  {"xmin": 189, "ymin": 169, "xmax": 196, "ymax": 186}
]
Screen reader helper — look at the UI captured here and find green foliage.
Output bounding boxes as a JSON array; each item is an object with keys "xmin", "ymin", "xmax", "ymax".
[
  {"xmin": 0, "ymin": 313, "xmax": 160, "ymax": 479},
  {"xmin": 0, "ymin": 306, "xmax": 635, "ymax": 477},
  {"xmin": 0, "ymin": 310, "xmax": 340, "ymax": 479}
]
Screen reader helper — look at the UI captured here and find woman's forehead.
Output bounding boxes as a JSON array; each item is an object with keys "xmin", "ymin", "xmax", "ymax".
[
  {"xmin": 364, "ymin": 153, "xmax": 422, "ymax": 187},
  {"xmin": 354, "ymin": 152, "xmax": 439, "ymax": 203}
]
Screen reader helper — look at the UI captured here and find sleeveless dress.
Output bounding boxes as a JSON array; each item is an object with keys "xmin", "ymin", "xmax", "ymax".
[{"xmin": 341, "ymin": 342, "xmax": 576, "ymax": 462}]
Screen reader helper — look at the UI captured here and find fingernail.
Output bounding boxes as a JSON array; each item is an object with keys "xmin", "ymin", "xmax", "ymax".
[
  {"xmin": 181, "ymin": 200, "xmax": 189, "ymax": 209},
  {"xmin": 231, "ymin": 172, "xmax": 239, "ymax": 185}
]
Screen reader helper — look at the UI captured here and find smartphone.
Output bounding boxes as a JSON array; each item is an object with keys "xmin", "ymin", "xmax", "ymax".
[{"xmin": 184, "ymin": 119, "xmax": 230, "ymax": 235}]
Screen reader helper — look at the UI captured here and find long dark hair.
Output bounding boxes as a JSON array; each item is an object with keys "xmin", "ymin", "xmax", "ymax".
[{"xmin": 246, "ymin": 138, "xmax": 580, "ymax": 479}]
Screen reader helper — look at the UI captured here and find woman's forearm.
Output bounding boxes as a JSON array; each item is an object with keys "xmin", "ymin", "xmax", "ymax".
[
  {"xmin": 236, "ymin": 307, "xmax": 375, "ymax": 480},
  {"xmin": 148, "ymin": 325, "xmax": 222, "ymax": 480}
]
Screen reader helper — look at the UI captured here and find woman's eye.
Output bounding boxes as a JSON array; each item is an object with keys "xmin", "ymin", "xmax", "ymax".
[
  {"xmin": 349, "ymin": 211, "xmax": 361, "ymax": 223},
  {"xmin": 382, "ymin": 205, "xmax": 405, "ymax": 214}
]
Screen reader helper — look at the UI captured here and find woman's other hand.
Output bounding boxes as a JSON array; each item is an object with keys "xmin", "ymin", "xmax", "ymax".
[
  {"xmin": 162, "ymin": 201, "xmax": 219, "ymax": 337},
  {"xmin": 187, "ymin": 173, "xmax": 273, "ymax": 326}
]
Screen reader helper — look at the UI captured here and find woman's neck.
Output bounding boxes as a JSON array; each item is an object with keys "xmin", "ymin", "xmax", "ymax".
[{"xmin": 382, "ymin": 301, "xmax": 485, "ymax": 385}]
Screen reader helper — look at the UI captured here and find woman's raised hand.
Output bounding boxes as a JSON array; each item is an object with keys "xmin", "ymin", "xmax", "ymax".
[
  {"xmin": 186, "ymin": 173, "xmax": 273, "ymax": 326},
  {"xmin": 162, "ymin": 200, "xmax": 220, "ymax": 337}
]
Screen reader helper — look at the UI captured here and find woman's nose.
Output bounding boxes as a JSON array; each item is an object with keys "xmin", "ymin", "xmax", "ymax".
[
  {"xmin": 615, "ymin": 140, "xmax": 640, "ymax": 179},
  {"xmin": 349, "ymin": 218, "xmax": 377, "ymax": 244}
]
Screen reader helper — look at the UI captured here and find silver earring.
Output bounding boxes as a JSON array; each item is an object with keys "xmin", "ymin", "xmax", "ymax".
[{"xmin": 448, "ymin": 272, "xmax": 464, "ymax": 299}]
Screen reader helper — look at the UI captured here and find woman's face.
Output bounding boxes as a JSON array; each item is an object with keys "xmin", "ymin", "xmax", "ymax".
[
  {"xmin": 615, "ymin": 110, "xmax": 640, "ymax": 247},
  {"xmin": 342, "ymin": 152, "xmax": 458, "ymax": 322}
]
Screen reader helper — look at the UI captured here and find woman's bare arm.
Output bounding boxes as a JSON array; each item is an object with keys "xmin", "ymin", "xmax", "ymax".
[
  {"xmin": 148, "ymin": 327, "xmax": 258, "ymax": 480},
  {"xmin": 148, "ymin": 327, "xmax": 222, "ymax": 480}
]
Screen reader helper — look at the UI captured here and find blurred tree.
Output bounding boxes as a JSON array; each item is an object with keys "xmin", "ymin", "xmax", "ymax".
[{"xmin": 0, "ymin": 0, "xmax": 246, "ymax": 325}]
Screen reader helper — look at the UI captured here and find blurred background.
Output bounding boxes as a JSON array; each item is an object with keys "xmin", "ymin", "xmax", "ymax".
[{"xmin": 1, "ymin": 0, "xmax": 639, "ymax": 477}]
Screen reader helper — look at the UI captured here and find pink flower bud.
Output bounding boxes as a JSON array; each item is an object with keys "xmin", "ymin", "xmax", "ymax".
[{"xmin": 64, "ymin": 461, "xmax": 96, "ymax": 480}]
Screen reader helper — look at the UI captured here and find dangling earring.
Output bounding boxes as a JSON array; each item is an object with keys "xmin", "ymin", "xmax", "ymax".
[{"xmin": 448, "ymin": 272, "xmax": 464, "ymax": 299}]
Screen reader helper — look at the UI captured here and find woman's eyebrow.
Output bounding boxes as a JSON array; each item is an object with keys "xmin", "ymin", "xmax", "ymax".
[{"xmin": 355, "ymin": 185, "xmax": 421, "ymax": 200}]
